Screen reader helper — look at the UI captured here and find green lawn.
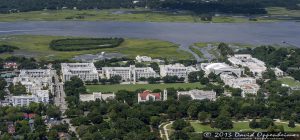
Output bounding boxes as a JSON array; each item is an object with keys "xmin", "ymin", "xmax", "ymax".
[
  {"xmin": 0, "ymin": 9, "xmax": 280, "ymax": 23},
  {"xmin": 189, "ymin": 46, "xmax": 204, "ymax": 58},
  {"xmin": 190, "ymin": 121, "xmax": 300, "ymax": 132},
  {"xmin": 0, "ymin": 35, "xmax": 192, "ymax": 61},
  {"xmin": 279, "ymin": 77, "xmax": 300, "ymax": 87},
  {"xmin": 267, "ymin": 7, "xmax": 300, "ymax": 17},
  {"xmin": 194, "ymin": 42, "xmax": 256, "ymax": 49},
  {"xmin": 86, "ymin": 83, "xmax": 204, "ymax": 93}
]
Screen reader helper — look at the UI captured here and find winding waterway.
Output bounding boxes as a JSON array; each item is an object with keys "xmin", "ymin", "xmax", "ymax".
[{"xmin": 0, "ymin": 21, "xmax": 299, "ymax": 60}]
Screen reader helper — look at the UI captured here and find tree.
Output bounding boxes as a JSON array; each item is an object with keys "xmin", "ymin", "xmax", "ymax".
[
  {"xmin": 150, "ymin": 116, "xmax": 161, "ymax": 128},
  {"xmin": 109, "ymin": 75, "xmax": 122, "ymax": 84},
  {"xmin": 198, "ymin": 112, "xmax": 210, "ymax": 123},
  {"xmin": 172, "ymin": 119, "xmax": 188, "ymax": 130},
  {"xmin": 170, "ymin": 131, "xmax": 189, "ymax": 140},
  {"xmin": 70, "ymin": 116, "xmax": 90, "ymax": 126},
  {"xmin": 188, "ymin": 71, "xmax": 204, "ymax": 83},
  {"xmin": 262, "ymin": 68, "xmax": 277, "ymax": 80},
  {"xmin": 0, "ymin": 77, "xmax": 7, "ymax": 90},
  {"xmin": 249, "ymin": 119, "xmax": 259, "ymax": 129},
  {"xmin": 87, "ymin": 112, "xmax": 103, "ymax": 124},
  {"xmin": 0, "ymin": 90, "xmax": 6, "ymax": 100},
  {"xmin": 208, "ymin": 72, "xmax": 218, "ymax": 82},
  {"xmin": 9, "ymin": 82, "xmax": 27, "ymax": 96},
  {"xmin": 150, "ymin": 62, "xmax": 159, "ymax": 72},
  {"xmin": 139, "ymin": 77, "xmax": 147, "ymax": 81},
  {"xmin": 162, "ymin": 75, "xmax": 179, "ymax": 83},
  {"xmin": 200, "ymin": 77, "xmax": 209, "ymax": 85},
  {"xmin": 260, "ymin": 117, "xmax": 274, "ymax": 129},
  {"xmin": 187, "ymin": 104, "xmax": 198, "ymax": 118},
  {"xmin": 46, "ymin": 105, "xmax": 61, "ymax": 119},
  {"xmin": 213, "ymin": 115, "xmax": 233, "ymax": 130},
  {"xmin": 218, "ymin": 43, "xmax": 234, "ymax": 57},
  {"xmin": 288, "ymin": 120, "xmax": 296, "ymax": 128},
  {"xmin": 231, "ymin": 88, "xmax": 242, "ymax": 97}
]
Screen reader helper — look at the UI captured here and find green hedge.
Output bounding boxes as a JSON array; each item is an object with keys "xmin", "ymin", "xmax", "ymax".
[
  {"xmin": 49, "ymin": 38, "xmax": 124, "ymax": 51},
  {"xmin": 0, "ymin": 45, "xmax": 19, "ymax": 53}
]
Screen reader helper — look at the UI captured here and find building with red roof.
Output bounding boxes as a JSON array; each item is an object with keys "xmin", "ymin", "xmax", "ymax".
[{"xmin": 138, "ymin": 90, "xmax": 167, "ymax": 103}]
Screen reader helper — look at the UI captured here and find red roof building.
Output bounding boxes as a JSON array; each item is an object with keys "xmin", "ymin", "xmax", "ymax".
[
  {"xmin": 138, "ymin": 90, "xmax": 167, "ymax": 103},
  {"xmin": 4, "ymin": 62, "xmax": 18, "ymax": 69},
  {"xmin": 23, "ymin": 113, "xmax": 36, "ymax": 119}
]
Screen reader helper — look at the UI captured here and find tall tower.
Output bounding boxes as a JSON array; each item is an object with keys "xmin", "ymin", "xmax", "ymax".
[{"xmin": 163, "ymin": 89, "xmax": 167, "ymax": 101}]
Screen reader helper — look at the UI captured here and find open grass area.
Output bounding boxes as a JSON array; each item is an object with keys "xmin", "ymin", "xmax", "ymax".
[
  {"xmin": 86, "ymin": 83, "xmax": 204, "ymax": 93},
  {"xmin": 194, "ymin": 42, "xmax": 256, "ymax": 49},
  {"xmin": 190, "ymin": 121, "xmax": 300, "ymax": 132},
  {"xmin": 189, "ymin": 46, "xmax": 204, "ymax": 58},
  {"xmin": 279, "ymin": 77, "xmax": 300, "ymax": 87},
  {"xmin": 267, "ymin": 7, "xmax": 300, "ymax": 18},
  {"xmin": 0, "ymin": 9, "xmax": 279, "ymax": 23},
  {"xmin": 0, "ymin": 35, "xmax": 192, "ymax": 61}
]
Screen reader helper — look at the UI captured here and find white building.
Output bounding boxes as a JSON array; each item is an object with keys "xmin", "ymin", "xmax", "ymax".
[
  {"xmin": 80, "ymin": 92, "xmax": 115, "ymax": 102},
  {"xmin": 177, "ymin": 89, "xmax": 216, "ymax": 101},
  {"xmin": 13, "ymin": 77, "xmax": 51, "ymax": 94},
  {"xmin": 19, "ymin": 69, "xmax": 53, "ymax": 78},
  {"xmin": 13, "ymin": 69, "xmax": 54, "ymax": 94},
  {"xmin": 61, "ymin": 63, "xmax": 99, "ymax": 82},
  {"xmin": 11, "ymin": 90, "xmax": 49, "ymax": 106},
  {"xmin": 136, "ymin": 55, "xmax": 152, "ymax": 62},
  {"xmin": 201, "ymin": 63, "xmax": 244, "ymax": 77},
  {"xmin": 138, "ymin": 90, "xmax": 167, "ymax": 103},
  {"xmin": 220, "ymin": 74, "xmax": 259, "ymax": 96},
  {"xmin": 228, "ymin": 54, "xmax": 267, "ymax": 77},
  {"xmin": 102, "ymin": 65, "xmax": 159, "ymax": 83},
  {"xmin": 272, "ymin": 67, "xmax": 284, "ymax": 77},
  {"xmin": 159, "ymin": 64, "xmax": 197, "ymax": 79}
]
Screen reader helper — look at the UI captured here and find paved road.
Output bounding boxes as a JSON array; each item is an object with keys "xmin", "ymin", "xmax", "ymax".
[
  {"xmin": 163, "ymin": 121, "xmax": 174, "ymax": 140},
  {"xmin": 52, "ymin": 73, "xmax": 80, "ymax": 139}
]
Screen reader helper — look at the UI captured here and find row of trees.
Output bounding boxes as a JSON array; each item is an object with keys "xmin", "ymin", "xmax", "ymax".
[
  {"xmin": 0, "ymin": 77, "xmax": 7, "ymax": 99},
  {"xmin": 49, "ymin": 38, "xmax": 124, "ymax": 51},
  {"xmin": 1, "ymin": 0, "xmax": 299, "ymax": 14},
  {"xmin": 0, "ymin": 45, "xmax": 19, "ymax": 53}
]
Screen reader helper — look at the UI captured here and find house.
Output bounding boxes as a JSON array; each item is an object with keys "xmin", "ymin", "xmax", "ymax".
[
  {"xmin": 177, "ymin": 89, "xmax": 216, "ymax": 101},
  {"xmin": 136, "ymin": 55, "xmax": 152, "ymax": 62},
  {"xmin": 138, "ymin": 90, "xmax": 167, "ymax": 103},
  {"xmin": 272, "ymin": 67, "xmax": 284, "ymax": 77},
  {"xmin": 3, "ymin": 62, "xmax": 18, "ymax": 69},
  {"xmin": 79, "ymin": 92, "xmax": 115, "ymax": 102},
  {"xmin": 61, "ymin": 63, "xmax": 99, "ymax": 82}
]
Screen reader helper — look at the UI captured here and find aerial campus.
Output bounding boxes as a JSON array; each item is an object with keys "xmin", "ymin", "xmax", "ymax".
[{"xmin": 1, "ymin": 0, "xmax": 300, "ymax": 140}]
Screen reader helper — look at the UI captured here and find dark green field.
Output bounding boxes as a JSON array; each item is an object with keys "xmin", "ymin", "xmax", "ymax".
[{"xmin": 49, "ymin": 38, "xmax": 124, "ymax": 51}]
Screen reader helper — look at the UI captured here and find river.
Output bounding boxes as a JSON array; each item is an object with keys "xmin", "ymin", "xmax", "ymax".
[{"xmin": 0, "ymin": 21, "xmax": 299, "ymax": 60}]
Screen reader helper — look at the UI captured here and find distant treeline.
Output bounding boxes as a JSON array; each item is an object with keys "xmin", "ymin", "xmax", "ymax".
[
  {"xmin": 0, "ymin": 0, "xmax": 299, "ymax": 14},
  {"xmin": 0, "ymin": 45, "xmax": 19, "ymax": 53},
  {"xmin": 49, "ymin": 38, "xmax": 124, "ymax": 51}
]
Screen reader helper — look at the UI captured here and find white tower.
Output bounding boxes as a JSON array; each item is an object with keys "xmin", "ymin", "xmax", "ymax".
[{"xmin": 163, "ymin": 89, "xmax": 167, "ymax": 101}]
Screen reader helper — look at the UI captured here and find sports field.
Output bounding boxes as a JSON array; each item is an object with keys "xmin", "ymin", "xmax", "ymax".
[{"xmin": 86, "ymin": 83, "xmax": 204, "ymax": 93}]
